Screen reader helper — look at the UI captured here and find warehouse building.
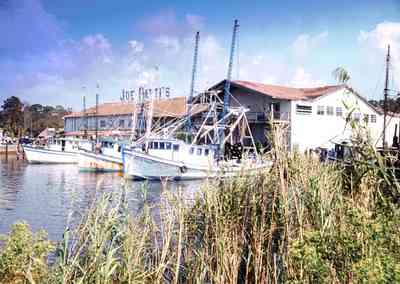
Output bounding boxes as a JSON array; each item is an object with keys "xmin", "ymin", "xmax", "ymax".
[
  {"xmin": 63, "ymin": 96, "xmax": 207, "ymax": 137},
  {"xmin": 64, "ymin": 80, "xmax": 395, "ymax": 152},
  {"xmin": 209, "ymin": 80, "xmax": 395, "ymax": 151}
]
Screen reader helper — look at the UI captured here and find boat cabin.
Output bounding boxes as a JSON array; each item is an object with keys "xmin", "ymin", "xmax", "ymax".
[
  {"xmin": 98, "ymin": 138, "xmax": 127, "ymax": 157},
  {"xmin": 47, "ymin": 137, "xmax": 92, "ymax": 152},
  {"xmin": 145, "ymin": 138, "xmax": 217, "ymax": 166}
]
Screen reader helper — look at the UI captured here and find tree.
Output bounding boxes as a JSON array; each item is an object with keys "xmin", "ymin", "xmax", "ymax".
[
  {"xmin": 1, "ymin": 96, "xmax": 24, "ymax": 137},
  {"xmin": 368, "ymin": 98, "xmax": 400, "ymax": 114},
  {"xmin": 332, "ymin": 67, "xmax": 351, "ymax": 84},
  {"xmin": 26, "ymin": 103, "xmax": 69, "ymax": 136},
  {"xmin": 0, "ymin": 96, "xmax": 71, "ymax": 137}
]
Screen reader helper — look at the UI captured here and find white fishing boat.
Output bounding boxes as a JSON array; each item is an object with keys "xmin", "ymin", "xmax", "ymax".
[
  {"xmin": 23, "ymin": 138, "xmax": 92, "ymax": 164},
  {"xmin": 123, "ymin": 137, "xmax": 269, "ymax": 180},
  {"xmin": 78, "ymin": 139, "xmax": 126, "ymax": 172},
  {"xmin": 123, "ymin": 21, "xmax": 270, "ymax": 180},
  {"xmin": 122, "ymin": 99, "xmax": 271, "ymax": 180}
]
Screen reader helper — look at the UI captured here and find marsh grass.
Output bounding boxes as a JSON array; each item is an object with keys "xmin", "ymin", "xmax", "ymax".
[{"xmin": 1, "ymin": 125, "xmax": 400, "ymax": 283}]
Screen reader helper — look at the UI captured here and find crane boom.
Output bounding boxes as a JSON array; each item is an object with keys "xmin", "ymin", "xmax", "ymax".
[
  {"xmin": 186, "ymin": 31, "xmax": 200, "ymax": 133},
  {"xmin": 220, "ymin": 19, "xmax": 239, "ymax": 144}
]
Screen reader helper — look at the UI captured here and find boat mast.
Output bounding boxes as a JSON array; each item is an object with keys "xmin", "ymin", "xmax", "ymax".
[
  {"xmin": 220, "ymin": 19, "xmax": 239, "ymax": 144},
  {"xmin": 130, "ymin": 100, "xmax": 138, "ymax": 142},
  {"xmin": 136, "ymin": 92, "xmax": 146, "ymax": 138},
  {"xmin": 186, "ymin": 31, "xmax": 200, "ymax": 136},
  {"xmin": 82, "ymin": 95, "xmax": 86, "ymax": 138},
  {"xmin": 383, "ymin": 45, "xmax": 390, "ymax": 149},
  {"xmin": 95, "ymin": 90, "xmax": 99, "ymax": 143},
  {"xmin": 146, "ymin": 93, "xmax": 154, "ymax": 139}
]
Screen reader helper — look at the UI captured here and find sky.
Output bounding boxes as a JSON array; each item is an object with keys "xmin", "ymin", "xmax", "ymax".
[{"xmin": 0, "ymin": 0, "xmax": 399, "ymax": 110}]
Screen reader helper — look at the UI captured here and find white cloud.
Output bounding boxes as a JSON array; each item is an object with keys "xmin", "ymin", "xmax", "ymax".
[
  {"xmin": 128, "ymin": 40, "xmax": 144, "ymax": 54},
  {"xmin": 359, "ymin": 22, "xmax": 400, "ymax": 49},
  {"xmin": 136, "ymin": 70, "xmax": 158, "ymax": 86},
  {"xmin": 80, "ymin": 34, "xmax": 113, "ymax": 64},
  {"xmin": 292, "ymin": 31, "xmax": 328, "ymax": 59},
  {"xmin": 137, "ymin": 9, "xmax": 179, "ymax": 36},
  {"xmin": 7, "ymin": 30, "xmax": 329, "ymax": 108},
  {"xmin": 82, "ymin": 34, "xmax": 111, "ymax": 50},
  {"xmin": 358, "ymin": 22, "xmax": 400, "ymax": 91},
  {"xmin": 0, "ymin": 0, "xmax": 63, "ymax": 54},
  {"xmin": 290, "ymin": 66, "xmax": 325, "ymax": 87},
  {"xmin": 1, "ymin": 7, "xmax": 333, "ymax": 109},
  {"xmin": 154, "ymin": 35, "xmax": 181, "ymax": 53}
]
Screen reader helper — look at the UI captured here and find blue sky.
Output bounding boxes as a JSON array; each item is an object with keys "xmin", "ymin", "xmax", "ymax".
[{"xmin": 0, "ymin": 0, "xmax": 399, "ymax": 109}]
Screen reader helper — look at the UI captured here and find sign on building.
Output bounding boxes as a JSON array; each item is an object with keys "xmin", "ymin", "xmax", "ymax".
[{"xmin": 120, "ymin": 86, "xmax": 171, "ymax": 102}]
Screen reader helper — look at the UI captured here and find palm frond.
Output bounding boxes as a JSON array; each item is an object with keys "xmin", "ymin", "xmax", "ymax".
[{"xmin": 332, "ymin": 67, "xmax": 351, "ymax": 84}]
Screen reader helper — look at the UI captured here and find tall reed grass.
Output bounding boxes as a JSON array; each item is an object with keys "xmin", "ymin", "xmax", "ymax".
[{"xmin": 1, "ymin": 125, "xmax": 399, "ymax": 283}]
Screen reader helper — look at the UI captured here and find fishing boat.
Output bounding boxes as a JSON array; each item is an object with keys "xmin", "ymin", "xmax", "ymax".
[
  {"xmin": 123, "ymin": 136, "xmax": 268, "ymax": 180},
  {"xmin": 78, "ymin": 138, "xmax": 126, "ymax": 172},
  {"xmin": 123, "ymin": 20, "xmax": 271, "ymax": 180},
  {"xmin": 122, "ymin": 90, "xmax": 271, "ymax": 180},
  {"xmin": 23, "ymin": 137, "xmax": 92, "ymax": 164}
]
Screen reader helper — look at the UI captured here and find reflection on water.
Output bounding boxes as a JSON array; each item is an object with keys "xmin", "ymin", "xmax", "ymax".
[{"xmin": 0, "ymin": 155, "xmax": 202, "ymax": 241}]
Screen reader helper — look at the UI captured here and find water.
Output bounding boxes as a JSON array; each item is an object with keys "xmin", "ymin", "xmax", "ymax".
[{"xmin": 0, "ymin": 155, "xmax": 201, "ymax": 241}]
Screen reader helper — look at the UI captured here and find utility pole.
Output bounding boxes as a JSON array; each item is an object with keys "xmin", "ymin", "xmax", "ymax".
[
  {"xmin": 186, "ymin": 31, "xmax": 200, "ymax": 136},
  {"xmin": 383, "ymin": 45, "xmax": 390, "ymax": 149},
  {"xmin": 82, "ymin": 86, "xmax": 88, "ymax": 139},
  {"xmin": 83, "ymin": 95, "xmax": 87, "ymax": 138},
  {"xmin": 95, "ymin": 91, "xmax": 99, "ymax": 143}
]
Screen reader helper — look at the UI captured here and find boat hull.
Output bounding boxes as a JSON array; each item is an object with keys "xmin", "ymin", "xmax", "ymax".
[
  {"xmin": 23, "ymin": 146, "xmax": 77, "ymax": 164},
  {"xmin": 123, "ymin": 149, "xmax": 269, "ymax": 180},
  {"xmin": 78, "ymin": 150, "xmax": 123, "ymax": 172}
]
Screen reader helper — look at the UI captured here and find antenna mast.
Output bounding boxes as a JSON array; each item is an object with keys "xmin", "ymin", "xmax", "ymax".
[
  {"xmin": 146, "ymin": 94, "xmax": 154, "ymax": 138},
  {"xmin": 95, "ymin": 87, "xmax": 99, "ymax": 143},
  {"xmin": 83, "ymin": 95, "xmax": 87, "ymax": 138},
  {"xmin": 220, "ymin": 19, "xmax": 239, "ymax": 143},
  {"xmin": 186, "ymin": 31, "xmax": 200, "ymax": 134},
  {"xmin": 383, "ymin": 45, "xmax": 390, "ymax": 149},
  {"xmin": 136, "ymin": 90, "xmax": 146, "ymax": 139},
  {"xmin": 131, "ymin": 101, "xmax": 138, "ymax": 142}
]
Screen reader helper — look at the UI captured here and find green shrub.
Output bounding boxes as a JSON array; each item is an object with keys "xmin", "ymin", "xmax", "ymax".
[{"xmin": 0, "ymin": 222, "xmax": 54, "ymax": 283}]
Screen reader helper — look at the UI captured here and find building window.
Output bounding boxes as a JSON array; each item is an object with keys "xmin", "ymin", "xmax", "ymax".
[
  {"xmin": 166, "ymin": 142, "xmax": 172, "ymax": 150},
  {"xmin": 197, "ymin": 148, "xmax": 202, "ymax": 155},
  {"xmin": 159, "ymin": 142, "xmax": 165, "ymax": 149},
  {"xmin": 204, "ymin": 149, "xmax": 209, "ymax": 156},
  {"xmin": 327, "ymin": 106, "xmax": 334, "ymax": 116},
  {"xmin": 153, "ymin": 142, "xmax": 159, "ymax": 149},
  {"xmin": 336, "ymin": 107, "xmax": 343, "ymax": 117},
  {"xmin": 189, "ymin": 147, "xmax": 194, "ymax": 155},
  {"xmin": 317, "ymin": 106, "xmax": 324, "ymax": 115},
  {"xmin": 119, "ymin": 119, "xmax": 125, "ymax": 128},
  {"xmin": 371, "ymin": 114, "xmax": 377, "ymax": 123},
  {"xmin": 363, "ymin": 114, "xmax": 369, "ymax": 123},
  {"xmin": 354, "ymin": 113, "xmax": 361, "ymax": 122},
  {"xmin": 173, "ymin": 144, "xmax": 179, "ymax": 151},
  {"xmin": 296, "ymin": 104, "xmax": 312, "ymax": 115},
  {"xmin": 100, "ymin": 120, "xmax": 106, "ymax": 128}
]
